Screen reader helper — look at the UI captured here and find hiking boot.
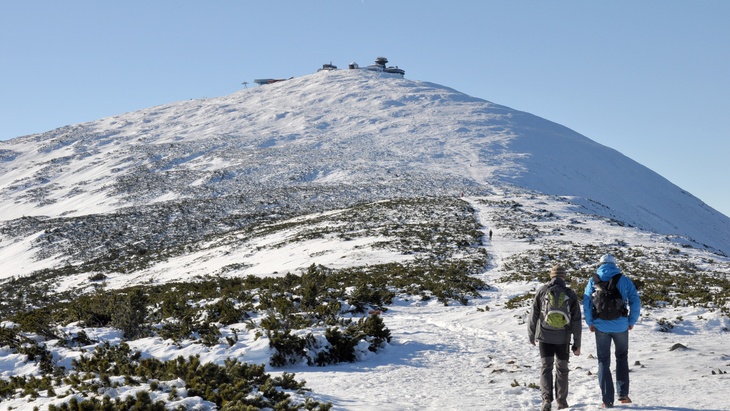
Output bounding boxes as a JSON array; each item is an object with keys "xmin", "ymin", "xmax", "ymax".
[
  {"xmin": 619, "ymin": 396, "xmax": 632, "ymax": 404},
  {"xmin": 557, "ymin": 399, "xmax": 569, "ymax": 409},
  {"xmin": 542, "ymin": 399, "xmax": 552, "ymax": 411},
  {"xmin": 601, "ymin": 403, "xmax": 613, "ymax": 408}
]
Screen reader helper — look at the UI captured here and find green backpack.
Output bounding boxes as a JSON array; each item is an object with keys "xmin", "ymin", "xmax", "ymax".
[{"xmin": 542, "ymin": 284, "xmax": 572, "ymax": 330}]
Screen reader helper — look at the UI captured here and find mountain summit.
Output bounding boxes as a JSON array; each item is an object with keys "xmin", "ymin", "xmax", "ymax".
[{"xmin": 1, "ymin": 69, "xmax": 729, "ymax": 262}]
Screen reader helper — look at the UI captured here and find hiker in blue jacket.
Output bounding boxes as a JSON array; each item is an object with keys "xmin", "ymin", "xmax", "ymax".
[{"xmin": 583, "ymin": 254, "xmax": 641, "ymax": 408}]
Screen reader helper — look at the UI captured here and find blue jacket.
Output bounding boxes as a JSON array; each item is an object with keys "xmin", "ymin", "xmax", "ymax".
[{"xmin": 583, "ymin": 262, "xmax": 641, "ymax": 333}]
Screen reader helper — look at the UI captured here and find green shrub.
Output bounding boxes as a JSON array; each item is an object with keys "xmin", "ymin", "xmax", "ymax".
[{"xmin": 268, "ymin": 330, "xmax": 308, "ymax": 367}]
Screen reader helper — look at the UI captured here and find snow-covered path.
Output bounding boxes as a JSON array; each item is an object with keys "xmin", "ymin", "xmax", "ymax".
[
  {"xmin": 287, "ymin": 198, "xmax": 730, "ymax": 410},
  {"xmin": 286, "ymin": 293, "xmax": 541, "ymax": 410},
  {"xmin": 288, "ymin": 199, "xmax": 554, "ymax": 409}
]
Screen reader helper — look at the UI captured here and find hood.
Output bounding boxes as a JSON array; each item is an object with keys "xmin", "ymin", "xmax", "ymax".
[
  {"xmin": 548, "ymin": 276, "xmax": 567, "ymax": 288},
  {"xmin": 596, "ymin": 262, "xmax": 621, "ymax": 282}
]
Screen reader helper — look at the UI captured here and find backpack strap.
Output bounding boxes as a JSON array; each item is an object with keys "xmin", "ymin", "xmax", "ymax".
[
  {"xmin": 607, "ymin": 273, "xmax": 623, "ymax": 291},
  {"xmin": 594, "ymin": 273, "xmax": 623, "ymax": 290}
]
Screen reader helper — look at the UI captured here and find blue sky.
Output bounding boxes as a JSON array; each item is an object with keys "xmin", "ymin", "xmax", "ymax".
[{"xmin": 2, "ymin": 1, "xmax": 729, "ymax": 217}]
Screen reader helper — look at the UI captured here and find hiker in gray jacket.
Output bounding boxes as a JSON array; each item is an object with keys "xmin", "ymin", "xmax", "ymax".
[{"xmin": 528, "ymin": 265, "xmax": 582, "ymax": 411}]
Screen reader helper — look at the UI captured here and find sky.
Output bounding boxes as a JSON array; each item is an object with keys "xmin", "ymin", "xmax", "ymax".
[{"xmin": 2, "ymin": 1, "xmax": 729, "ymax": 217}]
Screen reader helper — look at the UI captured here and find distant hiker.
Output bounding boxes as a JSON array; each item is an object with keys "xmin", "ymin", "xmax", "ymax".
[
  {"xmin": 583, "ymin": 254, "xmax": 641, "ymax": 408},
  {"xmin": 528, "ymin": 265, "xmax": 582, "ymax": 411},
  {"xmin": 488, "ymin": 229, "xmax": 493, "ymax": 240}
]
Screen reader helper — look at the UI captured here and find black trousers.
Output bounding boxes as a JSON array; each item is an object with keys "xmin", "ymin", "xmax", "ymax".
[{"xmin": 539, "ymin": 342, "xmax": 570, "ymax": 402}]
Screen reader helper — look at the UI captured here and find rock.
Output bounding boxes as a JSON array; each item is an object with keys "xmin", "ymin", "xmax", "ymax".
[{"xmin": 669, "ymin": 343, "xmax": 688, "ymax": 351}]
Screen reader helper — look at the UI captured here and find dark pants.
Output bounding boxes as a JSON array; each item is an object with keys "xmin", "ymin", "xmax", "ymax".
[
  {"xmin": 539, "ymin": 342, "xmax": 570, "ymax": 403},
  {"xmin": 595, "ymin": 330, "xmax": 630, "ymax": 405}
]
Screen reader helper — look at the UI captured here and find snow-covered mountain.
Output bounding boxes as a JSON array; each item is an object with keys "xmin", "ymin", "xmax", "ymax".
[
  {"xmin": 1, "ymin": 68, "xmax": 730, "ymax": 411},
  {"xmin": 1, "ymin": 69, "xmax": 729, "ymax": 282}
]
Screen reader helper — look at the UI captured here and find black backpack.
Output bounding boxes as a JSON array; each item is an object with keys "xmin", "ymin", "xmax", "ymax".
[{"xmin": 591, "ymin": 273, "xmax": 628, "ymax": 320}]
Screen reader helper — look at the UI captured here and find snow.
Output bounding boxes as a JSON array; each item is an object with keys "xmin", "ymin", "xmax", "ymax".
[
  {"xmin": 275, "ymin": 197, "xmax": 730, "ymax": 410},
  {"xmin": 1, "ymin": 69, "xmax": 729, "ymax": 410},
  {"xmin": 2, "ymin": 195, "xmax": 729, "ymax": 410}
]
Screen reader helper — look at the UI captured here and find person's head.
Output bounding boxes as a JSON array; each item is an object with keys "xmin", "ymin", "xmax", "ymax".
[
  {"xmin": 550, "ymin": 264, "xmax": 566, "ymax": 278},
  {"xmin": 599, "ymin": 254, "xmax": 616, "ymax": 265}
]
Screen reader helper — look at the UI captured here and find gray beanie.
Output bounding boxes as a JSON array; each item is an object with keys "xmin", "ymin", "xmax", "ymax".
[{"xmin": 600, "ymin": 254, "xmax": 616, "ymax": 265}]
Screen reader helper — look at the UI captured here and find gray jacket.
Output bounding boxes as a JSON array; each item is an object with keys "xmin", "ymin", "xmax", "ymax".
[{"xmin": 528, "ymin": 277, "xmax": 582, "ymax": 349}]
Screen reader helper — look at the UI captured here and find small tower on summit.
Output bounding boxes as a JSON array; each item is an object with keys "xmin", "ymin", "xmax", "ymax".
[{"xmin": 348, "ymin": 56, "xmax": 405, "ymax": 77}]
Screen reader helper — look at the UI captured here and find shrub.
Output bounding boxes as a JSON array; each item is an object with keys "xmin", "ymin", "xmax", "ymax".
[
  {"xmin": 357, "ymin": 314, "xmax": 391, "ymax": 351},
  {"xmin": 111, "ymin": 288, "xmax": 149, "ymax": 339},
  {"xmin": 268, "ymin": 330, "xmax": 308, "ymax": 367}
]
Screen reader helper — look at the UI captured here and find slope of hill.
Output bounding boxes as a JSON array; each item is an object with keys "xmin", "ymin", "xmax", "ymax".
[
  {"xmin": 1, "ymin": 193, "xmax": 728, "ymax": 410},
  {"xmin": 1, "ymin": 69, "xmax": 729, "ymax": 410},
  {"xmin": 1, "ymin": 70, "xmax": 729, "ymax": 284}
]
